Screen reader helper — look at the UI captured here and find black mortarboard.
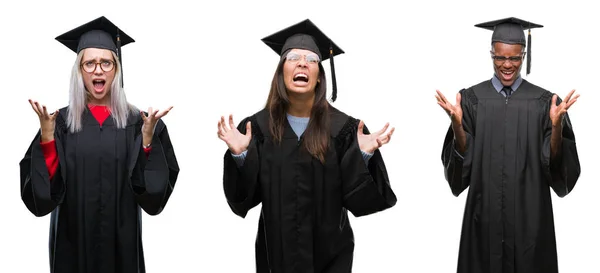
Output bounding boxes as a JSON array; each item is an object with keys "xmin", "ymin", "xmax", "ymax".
[
  {"xmin": 55, "ymin": 16, "xmax": 135, "ymax": 86},
  {"xmin": 262, "ymin": 19, "xmax": 344, "ymax": 102},
  {"xmin": 475, "ymin": 17, "xmax": 543, "ymax": 75}
]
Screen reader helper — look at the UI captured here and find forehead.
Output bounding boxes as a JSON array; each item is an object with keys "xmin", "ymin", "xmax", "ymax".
[
  {"xmin": 82, "ymin": 48, "xmax": 114, "ymax": 60},
  {"xmin": 288, "ymin": 48, "xmax": 318, "ymax": 56},
  {"xmin": 492, "ymin": 42, "xmax": 524, "ymax": 55}
]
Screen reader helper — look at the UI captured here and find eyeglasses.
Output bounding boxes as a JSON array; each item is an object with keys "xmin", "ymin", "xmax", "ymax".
[
  {"xmin": 285, "ymin": 52, "xmax": 320, "ymax": 64},
  {"xmin": 81, "ymin": 60, "xmax": 115, "ymax": 73},
  {"xmin": 490, "ymin": 52, "xmax": 525, "ymax": 64}
]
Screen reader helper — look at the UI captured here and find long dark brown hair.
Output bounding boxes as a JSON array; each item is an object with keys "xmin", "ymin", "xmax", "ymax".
[{"xmin": 265, "ymin": 54, "xmax": 330, "ymax": 163}]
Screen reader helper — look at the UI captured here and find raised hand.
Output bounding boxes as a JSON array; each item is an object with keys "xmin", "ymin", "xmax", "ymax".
[
  {"xmin": 550, "ymin": 90, "xmax": 579, "ymax": 127},
  {"xmin": 29, "ymin": 99, "xmax": 58, "ymax": 142},
  {"xmin": 217, "ymin": 114, "xmax": 252, "ymax": 155},
  {"xmin": 357, "ymin": 120, "xmax": 395, "ymax": 154},
  {"xmin": 435, "ymin": 90, "xmax": 463, "ymax": 126},
  {"xmin": 141, "ymin": 106, "xmax": 173, "ymax": 137},
  {"xmin": 141, "ymin": 106, "xmax": 173, "ymax": 147}
]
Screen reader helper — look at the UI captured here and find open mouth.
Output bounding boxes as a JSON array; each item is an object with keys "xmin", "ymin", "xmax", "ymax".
[
  {"xmin": 500, "ymin": 70, "xmax": 515, "ymax": 80},
  {"xmin": 93, "ymin": 79, "xmax": 106, "ymax": 93},
  {"xmin": 293, "ymin": 73, "xmax": 309, "ymax": 83}
]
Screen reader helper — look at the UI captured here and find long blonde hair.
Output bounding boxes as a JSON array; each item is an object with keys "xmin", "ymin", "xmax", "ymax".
[{"xmin": 66, "ymin": 49, "xmax": 136, "ymax": 132}]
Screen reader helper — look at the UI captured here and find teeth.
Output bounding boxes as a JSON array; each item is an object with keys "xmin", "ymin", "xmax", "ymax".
[{"xmin": 502, "ymin": 71, "xmax": 513, "ymax": 75}]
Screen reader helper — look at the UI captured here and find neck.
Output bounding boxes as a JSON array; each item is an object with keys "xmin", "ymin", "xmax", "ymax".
[
  {"xmin": 287, "ymin": 92, "xmax": 314, "ymax": 117},
  {"xmin": 88, "ymin": 95, "xmax": 110, "ymax": 106}
]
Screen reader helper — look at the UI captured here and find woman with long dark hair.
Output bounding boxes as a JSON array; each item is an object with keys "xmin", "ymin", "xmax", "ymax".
[
  {"xmin": 218, "ymin": 19, "xmax": 396, "ymax": 272},
  {"xmin": 20, "ymin": 16, "xmax": 179, "ymax": 273}
]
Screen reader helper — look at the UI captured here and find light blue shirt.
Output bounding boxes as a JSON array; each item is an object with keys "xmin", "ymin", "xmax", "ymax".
[
  {"xmin": 491, "ymin": 74, "xmax": 523, "ymax": 96},
  {"xmin": 231, "ymin": 114, "xmax": 373, "ymax": 167}
]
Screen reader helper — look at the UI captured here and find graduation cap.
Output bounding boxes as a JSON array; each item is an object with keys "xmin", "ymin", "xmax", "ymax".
[
  {"xmin": 475, "ymin": 17, "xmax": 543, "ymax": 75},
  {"xmin": 55, "ymin": 16, "xmax": 135, "ymax": 86},
  {"xmin": 261, "ymin": 19, "xmax": 344, "ymax": 102}
]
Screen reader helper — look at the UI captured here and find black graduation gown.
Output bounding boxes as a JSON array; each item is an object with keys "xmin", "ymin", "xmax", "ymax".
[
  {"xmin": 223, "ymin": 107, "xmax": 396, "ymax": 273},
  {"xmin": 20, "ymin": 106, "xmax": 179, "ymax": 273},
  {"xmin": 441, "ymin": 80, "xmax": 581, "ymax": 273}
]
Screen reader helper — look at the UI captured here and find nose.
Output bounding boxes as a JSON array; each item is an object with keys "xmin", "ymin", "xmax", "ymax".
[
  {"xmin": 296, "ymin": 58, "xmax": 308, "ymax": 68},
  {"xmin": 502, "ymin": 60, "xmax": 513, "ymax": 69},
  {"xmin": 93, "ymin": 64, "xmax": 104, "ymax": 75}
]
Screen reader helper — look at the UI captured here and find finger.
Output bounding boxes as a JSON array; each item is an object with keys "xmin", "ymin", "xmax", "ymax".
[
  {"xmin": 436, "ymin": 90, "xmax": 448, "ymax": 103},
  {"xmin": 34, "ymin": 101, "xmax": 45, "ymax": 117},
  {"xmin": 456, "ymin": 93, "xmax": 462, "ymax": 107},
  {"xmin": 152, "ymin": 109, "xmax": 159, "ymax": 119},
  {"xmin": 42, "ymin": 105, "xmax": 49, "ymax": 118},
  {"xmin": 376, "ymin": 122, "xmax": 390, "ymax": 136},
  {"xmin": 551, "ymin": 94, "xmax": 557, "ymax": 106},
  {"xmin": 437, "ymin": 101, "xmax": 451, "ymax": 112},
  {"xmin": 229, "ymin": 114, "xmax": 235, "ymax": 130},
  {"xmin": 147, "ymin": 107, "xmax": 154, "ymax": 119},
  {"xmin": 565, "ymin": 98, "xmax": 578, "ymax": 109},
  {"xmin": 246, "ymin": 121, "xmax": 252, "ymax": 136},
  {"xmin": 140, "ymin": 111, "xmax": 149, "ymax": 123},
  {"xmin": 50, "ymin": 109, "xmax": 59, "ymax": 120},
  {"xmin": 434, "ymin": 94, "xmax": 444, "ymax": 104},
  {"xmin": 220, "ymin": 116, "xmax": 228, "ymax": 132},
  {"xmin": 156, "ymin": 106, "xmax": 174, "ymax": 119},
  {"xmin": 217, "ymin": 131, "xmax": 227, "ymax": 141},
  {"xmin": 378, "ymin": 135, "xmax": 389, "ymax": 145},
  {"xmin": 217, "ymin": 122, "xmax": 224, "ymax": 136},
  {"xmin": 568, "ymin": 94, "xmax": 581, "ymax": 105},
  {"xmin": 357, "ymin": 120, "xmax": 364, "ymax": 135},
  {"xmin": 388, "ymin": 127, "xmax": 395, "ymax": 141},
  {"xmin": 558, "ymin": 109, "xmax": 567, "ymax": 117},
  {"xmin": 564, "ymin": 89, "xmax": 575, "ymax": 103},
  {"xmin": 29, "ymin": 100, "xmax": 42, "ymax": 116},
  {"xmin": 376, "ymin": 138, "xmax": 383, "ymax": 148}
]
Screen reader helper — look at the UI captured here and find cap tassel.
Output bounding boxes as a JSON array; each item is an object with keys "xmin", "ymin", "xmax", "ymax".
[
  {"xmin": 526, "ymin": 29, "xmax": 531, "ymax": 75},
  {"xmin": 329, "ymin": 44, "xmax": 337, "ymax": 102},
  {"xmin": 116, "ymin": 30, "xmax": 123, "ymax": 87}
]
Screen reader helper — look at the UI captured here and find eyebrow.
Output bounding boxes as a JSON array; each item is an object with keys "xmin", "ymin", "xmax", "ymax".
[{"xmin": 81, "ymin": 58, "xmax": 114, "ymax": 63}]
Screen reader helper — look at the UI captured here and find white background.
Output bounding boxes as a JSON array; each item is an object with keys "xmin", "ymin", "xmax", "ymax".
[{"xmin": 1, "ymin": 0, "xmax": 598, "ymax": 272}]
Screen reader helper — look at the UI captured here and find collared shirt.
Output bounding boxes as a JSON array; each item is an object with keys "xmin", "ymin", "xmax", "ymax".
[
  {"xmin": 453, "ymin": 74, "xmax": 524, "ymax": 159},
  {"xmin": 491, "ymin": 73, "xmax": 523, "ymax": 96}
]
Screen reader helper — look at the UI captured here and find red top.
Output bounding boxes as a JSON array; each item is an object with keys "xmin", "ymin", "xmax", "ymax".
[{"xmin": 41, "ymin": 105, "xmax": 151, "ymax": 180}]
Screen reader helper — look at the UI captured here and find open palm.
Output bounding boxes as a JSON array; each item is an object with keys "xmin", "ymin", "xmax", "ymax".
[
  {"xmin": 435, "ymin": 90, "xmax": 463, "ymax": 125},
  {"xmin": 550, "ymin": 89, "xmax": 579, "ymax": 126},
  {"xmin": 357, "ymin": 120, "xmax": 395, "ymax": 154},
  {"xmin": 218, "ymin": 114, "xmax": 251, "ymax": 155}
]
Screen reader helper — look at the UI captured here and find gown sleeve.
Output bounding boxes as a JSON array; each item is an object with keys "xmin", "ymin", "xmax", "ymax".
[
  {"xmin": 541, "ymin": 94, "xmax": 581, "ymax": 197},
  {"xmin": 223, "ymin": 116, "xmax": 262, "ymax": 218},
  {"xmin": 19, "ymin": 114, "xmax": 67, "ymax": 217},
  {"xmin": 339, "ymin": 118, "xmax": 397, "ymax": 217},
  {"xmin": 41, "ymin": 139, "xmax": 59, "ymax": 180},
  {"xmin": 129, "ymin": 119, "xmax": 179, "ymax": 215},
  {"xmin": 441, "ymin": 88, "xmax": 476, "ymax": 197}
]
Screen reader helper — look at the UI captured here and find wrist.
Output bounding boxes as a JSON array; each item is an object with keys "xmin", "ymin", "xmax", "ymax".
[
  {"xmin": 41, "ymin": 131, "xmax": 55, "ymax": 142},
  {"xmin": 451, "ymin": 122, "xmax": 463, "ymax": 132}
]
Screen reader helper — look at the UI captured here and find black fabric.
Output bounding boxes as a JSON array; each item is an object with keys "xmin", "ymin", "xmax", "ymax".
[
  {"xmin": 441, "ymin": 79, "xmax": 580, "ymax": 273},
  {"xmin": 20, "ymin": 106, "xmax": 179, "ymax": 273},
  {"xmin": 55, "ymin": 16, "xmax": 135, "ymax": 54},
  {"xmin": 223, "ymin": 107, "xmax": 396, "ymax": 273}
]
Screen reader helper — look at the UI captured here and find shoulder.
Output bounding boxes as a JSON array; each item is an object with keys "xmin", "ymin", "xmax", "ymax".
[
  {"xmin": 55, "ymin": 106, "xmax": 69, "ymax": 132},
  {"xmin": 520, "ymin": 80, "xmax": 554, "ymax": 102},
  {"xmin": 329, "ymin": 106, "xmax": 357, "ymax": 138},
  {"xmin": 239, "ymin": 108, "xmax": 268, "ymax": 137}
]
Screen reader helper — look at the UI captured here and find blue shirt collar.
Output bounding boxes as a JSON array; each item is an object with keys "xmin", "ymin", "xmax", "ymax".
[{"xmin": 492, "ymin": 73, "xmax": 523, "ymax": 93}]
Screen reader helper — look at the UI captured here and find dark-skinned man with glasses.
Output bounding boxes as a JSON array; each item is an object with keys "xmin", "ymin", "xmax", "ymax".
[{"xmin": 434, "ymin": 17, "xmax": 581, "ymax": 273}]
